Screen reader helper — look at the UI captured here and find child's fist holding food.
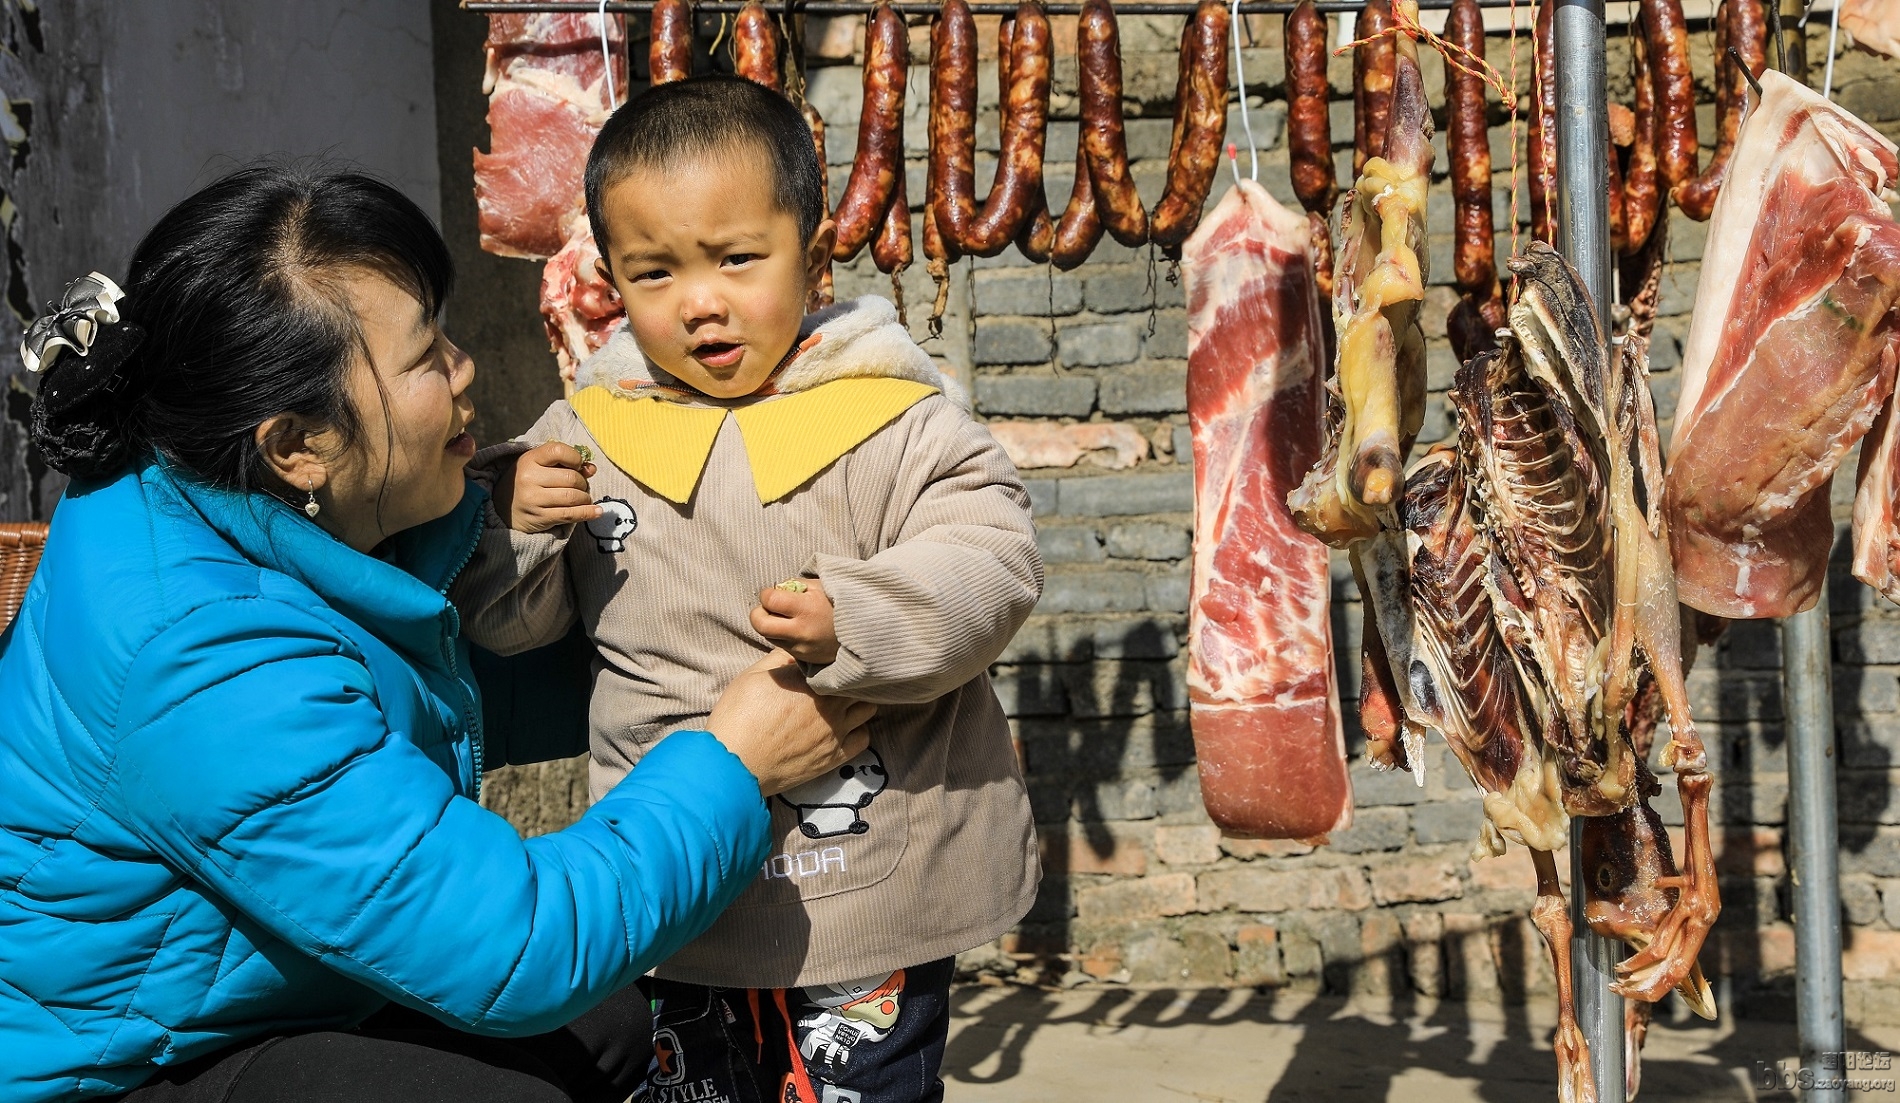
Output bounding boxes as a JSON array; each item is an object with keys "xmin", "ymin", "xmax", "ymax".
[
  {"xmin": 497, "ymin": 441, "xmax": 601, "ymax": 534},
  {"xmin": 752, "ymin": 578, "xmax": 839, "ymax": 664}
]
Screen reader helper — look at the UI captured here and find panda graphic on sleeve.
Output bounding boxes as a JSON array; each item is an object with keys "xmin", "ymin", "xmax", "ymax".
[
  {"xmin": 586, "ymin": 497, "xmax": 637, "ymax": 552},
  {"xmin": 778, "ymin": 748, "xmax": 887, "ymax": 839}
]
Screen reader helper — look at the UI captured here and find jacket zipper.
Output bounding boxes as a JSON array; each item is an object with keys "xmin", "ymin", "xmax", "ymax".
[{"xmin": 439, "ymin": 502, "xmax": 489, "ymax": 801}]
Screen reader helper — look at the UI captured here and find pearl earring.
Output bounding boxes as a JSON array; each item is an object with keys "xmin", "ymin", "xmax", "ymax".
[{"xmin": 304, "ymin": 478, "xmax": 320, "ymax": 519}]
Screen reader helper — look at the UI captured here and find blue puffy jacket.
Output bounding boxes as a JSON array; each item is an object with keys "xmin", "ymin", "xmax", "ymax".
[{"xmin": 0, "ymin": 462, "xmax": 772, "ymax": 1101}]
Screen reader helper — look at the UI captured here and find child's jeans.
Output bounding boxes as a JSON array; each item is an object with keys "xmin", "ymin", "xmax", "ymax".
[{"xmin": 635, "ymin": 957, "xmax": 955, "ymax": 1103}]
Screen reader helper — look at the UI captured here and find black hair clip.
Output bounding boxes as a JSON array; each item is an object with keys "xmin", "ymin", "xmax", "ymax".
[{"xmin": 35, "ymin": 320, "xmax": 146, "ymax": 416}]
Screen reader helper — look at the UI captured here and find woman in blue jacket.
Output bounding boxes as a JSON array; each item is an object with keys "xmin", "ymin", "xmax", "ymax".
[{"xmin": 0, "ymin": 165, "xmax": 873, "ymax": 1103}]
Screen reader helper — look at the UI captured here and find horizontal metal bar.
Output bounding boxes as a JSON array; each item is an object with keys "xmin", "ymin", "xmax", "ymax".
[{"xmin": 464, "ymin": 0, "xmax": 1527, "ymax": 14}]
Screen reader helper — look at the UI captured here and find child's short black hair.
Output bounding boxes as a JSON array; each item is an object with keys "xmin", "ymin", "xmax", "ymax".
[{"xmin": 584, "ymin": 74, "xmax": 825, "ymax": 258}]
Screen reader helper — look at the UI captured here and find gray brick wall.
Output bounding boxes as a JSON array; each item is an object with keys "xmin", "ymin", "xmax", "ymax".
[{"xmin": 482, "ymin": 15, "xmax": 1900, "ymax": 1024}]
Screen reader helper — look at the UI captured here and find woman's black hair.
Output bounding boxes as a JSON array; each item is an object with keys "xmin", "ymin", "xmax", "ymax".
[{"xmin": 30, "ymin": 162, "xmax": 453, "ymax": 490}]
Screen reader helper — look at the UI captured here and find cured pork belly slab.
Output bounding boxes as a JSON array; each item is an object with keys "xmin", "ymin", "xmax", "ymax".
[
  {"xmin": 1182, "ymin": 180, "xmax": 1349, "ymax": 840},
  {"xmin": 1664, "ymin": 70, "xmax": 1900, "ymax": 618},
  {"xmin": 541, "ymin": 218, "xmax": 625, "ymax": 385},
  {"xmin": 475, "ymin": 14, "xmax": 627, "ymax": 260}
]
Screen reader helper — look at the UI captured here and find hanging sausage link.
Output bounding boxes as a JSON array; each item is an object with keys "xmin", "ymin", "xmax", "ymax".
[
  {"xmin": 1075, "ymin": 0, "xmax": 1146, "ymax": 248},
  {"xmin": 1673, "ymin": 0, "xmax": 1766, "ymax": 220},
  {"xmin": 1446, "ymin": 0, "xmax": 1494, "ymax": 295},
  {"xmin": 833, "ymin": 2, "xmax": 909, "ymax": 261},
  {"xmin": 650, "ymin": 0, "xmax": 694, "ymax": 84},
  {"xmin": 1620, "ymin": 23, "xmax": 1663, "ymax": 254},
  {"xmin": 733, "ymin": 0, "xmax": 782, "ymax": 89},
  {"xmin": 928, "ymin": 0, "xmax": 1050, "ymax": 258},
  {"xmin": 873, "ymin": 163, "xmax": 914, "ymax": 275},
  {"xmin": 1608, "ymin": 103, "xmax": 1630, "ymax": 254},
  {"xmin": 1286, "ymin": 0, "xmax": 1337, "ymax": 219},
  {"xmin": 1149, "ymin": 0, "xmax": 1231, "ymax": 253},
  {"xmin": 1445, "ymin": 0, "xmax": 1505, "ymax": 361},
  {"xmin": 1641, "ymin": 0, "xmax": 1700, "ymax": 196},
  {"xmin": 1352, "ymin": 0, "xmax": 1394, "ymax": 177},
  {"xmin": 1528, "ymin": 0, "xmax": 1558, "ymax": 244},
  {"xmin": 806, "ymin": 103, "xmax": 835, "ymax": 308},
  {"xmin": 1001, "ymin": 13, "xmax": 1059, "ymax": 263}
]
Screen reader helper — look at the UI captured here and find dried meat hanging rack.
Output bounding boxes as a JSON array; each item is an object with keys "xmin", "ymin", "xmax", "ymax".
[
  {"xmin": 467, "ymin": 0, "xmax": 1539, "ymax": 12},
  {"xmin": 467, "ymin": 0, "xmax": 1851, "ymax": 1098}
]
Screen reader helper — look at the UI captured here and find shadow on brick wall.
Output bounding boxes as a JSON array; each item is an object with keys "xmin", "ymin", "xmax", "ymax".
[{"xmin": 1008, "ymin": 616, "xmax": 1192, "ymax": 974}]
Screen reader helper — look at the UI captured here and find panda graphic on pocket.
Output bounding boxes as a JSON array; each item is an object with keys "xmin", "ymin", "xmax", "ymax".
[
  {"xmin": 586, "ymin": 498, "xmax": 637, "ymax": 552},
  {"xmin": 778, "ymin": 748, "xmax": 887, "ymax": 839}
]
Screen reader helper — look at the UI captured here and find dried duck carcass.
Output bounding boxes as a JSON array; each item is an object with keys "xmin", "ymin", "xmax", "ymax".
[
  {"xmin": 1508, "ymin": 244, "xmax": 1720, "ymax": 1016},
  {"xmin": 1289, "ymin": 1, "xmax": 1433, "ymax": 547},
  {"xmin": 1363, "ymin": 246, "xmax": 1718, "ymax": 1102}
]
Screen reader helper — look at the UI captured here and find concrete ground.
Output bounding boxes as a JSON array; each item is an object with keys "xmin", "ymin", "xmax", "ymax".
[{"xmin": 943, "ymin": 986, "xmax": 1900, "ymax": 1102}]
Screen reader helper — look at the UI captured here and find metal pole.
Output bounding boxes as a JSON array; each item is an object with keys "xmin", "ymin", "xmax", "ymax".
[
  {"xmin": 1785, "ymin": 600, "xmax": 1845, "ymax": 1103},
  {"xmin": 1552, "ymin": 0, "xmax": 1622, "ymax": 1099}
]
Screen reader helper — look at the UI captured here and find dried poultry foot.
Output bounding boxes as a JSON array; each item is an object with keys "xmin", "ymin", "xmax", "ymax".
[
  {"xmin": 1626, "ymin": 998, "xmax": 1654, "ymax": 1102},
  {"xmin": 1579, "ymin": 763, "xmax": 1717, "ymax": 1018},
  {"xmin": 1531, "ymin": 847, "xmax": 1599, "ymax": 1103},
  {"xmin": 1612, "ymin": 771, "xmax": 1720, "ymax": 1010}
]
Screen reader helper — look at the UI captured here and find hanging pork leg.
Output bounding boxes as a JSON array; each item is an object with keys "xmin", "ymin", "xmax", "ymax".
[
  {"xmin": 1666, "ymin": 71, "xmax": 1900, "ymax": 619},
  {"xmin": 1182, "ymin": 180, "xmax": 1350, "ymax": 841}
]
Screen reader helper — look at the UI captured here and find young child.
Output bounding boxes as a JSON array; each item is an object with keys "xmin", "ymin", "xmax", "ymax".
[{"xmin": 453, "ymin": 75, "xmax": 1042, "ymax": 1103}]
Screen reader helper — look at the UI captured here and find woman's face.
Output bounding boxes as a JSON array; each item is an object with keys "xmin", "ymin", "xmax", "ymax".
[{"xmin": 312, "ymin": 270, "xmax": 477, "ymax": 551}]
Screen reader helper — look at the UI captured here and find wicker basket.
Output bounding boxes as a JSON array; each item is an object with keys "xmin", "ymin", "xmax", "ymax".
[{"xmin": 0, "ymin": 522, "xmax": 48, "ymax": 634}]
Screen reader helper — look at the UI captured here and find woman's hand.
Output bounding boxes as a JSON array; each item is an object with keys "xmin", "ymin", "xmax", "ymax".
[{"xmin": 707, "ymin": 651, "xmax": 874, "ymax": 796}]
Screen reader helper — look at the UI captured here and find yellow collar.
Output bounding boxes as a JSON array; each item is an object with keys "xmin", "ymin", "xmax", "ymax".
[{"xmin": 569, "ymin": 377, "xmax": 939, "ymax": 504}]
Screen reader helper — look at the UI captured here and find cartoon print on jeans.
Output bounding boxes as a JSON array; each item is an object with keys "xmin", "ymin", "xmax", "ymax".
[
  {"xmin": 777, "ymin": 748, "xmax": 886, "ymax": 838},
  {"xmin": 794, "ymin": 971, "xmax": 904, "ymax": 1075},
  {"xmin": 585, "ymin": 497, "xmax": 637, "ymax": 552}
]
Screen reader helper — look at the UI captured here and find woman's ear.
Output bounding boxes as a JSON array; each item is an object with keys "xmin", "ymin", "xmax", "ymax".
[
  {"xmin": 254, "ymin": 415, "xmax": 328, "ymax": 496},
  {"xmin": 805, "ymin": 218, "xmax": 839, "ymax": 289}
]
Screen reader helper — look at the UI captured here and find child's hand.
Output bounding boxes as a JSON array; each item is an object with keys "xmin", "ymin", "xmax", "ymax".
[
  {"xmin": 499, "ymin": 442, "xmax": 601, "ymax": 534},
  {"xmin": 751, "ymin": 579, "xmax": 839, "ymax": 664}
]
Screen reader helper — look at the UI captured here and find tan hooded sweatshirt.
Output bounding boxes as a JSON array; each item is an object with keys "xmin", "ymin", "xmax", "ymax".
[{"xmin": 453, "ymin": 296, "xmax": 1043, "ymax": 989}]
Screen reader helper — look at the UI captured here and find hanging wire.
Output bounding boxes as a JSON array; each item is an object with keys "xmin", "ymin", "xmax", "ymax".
[
  {"xmin": 598, "ymin": 0, "xmax": 621, "ymax": 107},
  {"xmin": 1823, "ymin": 0, "xmax": 1842, "ymax": 97},
  {"xmin": 1230, "ymin": 0, "xmax": 1260, "ymax": 180}
]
